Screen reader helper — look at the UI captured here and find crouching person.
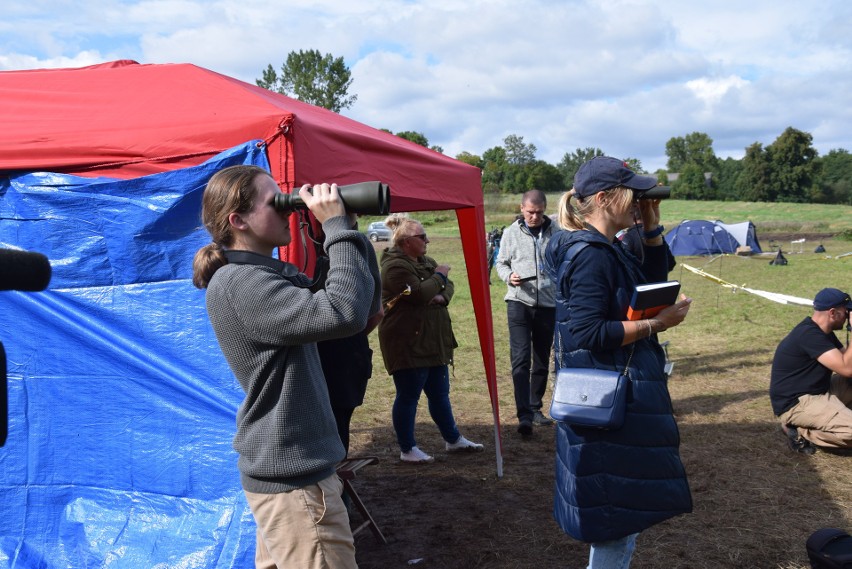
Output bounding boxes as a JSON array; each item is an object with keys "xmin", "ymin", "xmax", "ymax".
[{"xmin": 770, "ymin": 288, "xmax": 852, "ymax": 454}]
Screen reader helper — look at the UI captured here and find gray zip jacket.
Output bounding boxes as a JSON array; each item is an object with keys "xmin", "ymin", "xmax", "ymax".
[{"xmin": 495, "ymin": 216, "xmax": 558, "ymax": 308}]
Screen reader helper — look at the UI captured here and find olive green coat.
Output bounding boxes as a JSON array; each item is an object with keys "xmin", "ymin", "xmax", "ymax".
[{"xmin": 378, "ymin": 246, "xmax": 457, "ymax": 374}]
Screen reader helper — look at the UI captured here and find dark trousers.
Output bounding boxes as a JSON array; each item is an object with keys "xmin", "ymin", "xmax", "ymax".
[
  {"xmin": 507, "ymin": 301, "xmax": 555, "ymax": 421},
  {"xmin": 331, "ymin": 405, "xmax": 356, "ymax": 456}
]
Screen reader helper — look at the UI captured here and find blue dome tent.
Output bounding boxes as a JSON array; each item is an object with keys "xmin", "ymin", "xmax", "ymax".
[{"xmin": 665, "ymin": 220, "xmax": 763, "ymax": 256}]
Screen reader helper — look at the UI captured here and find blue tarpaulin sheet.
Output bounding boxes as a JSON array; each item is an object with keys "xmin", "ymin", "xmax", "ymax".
[{"xmin": 0, "ymin": 142, "xmax": 270, "ymax": 568}]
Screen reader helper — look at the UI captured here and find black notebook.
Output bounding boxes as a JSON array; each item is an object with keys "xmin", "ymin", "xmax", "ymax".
[{"xmin": 626, "ymin": 281, "xmax": 680, "ymax": 321}]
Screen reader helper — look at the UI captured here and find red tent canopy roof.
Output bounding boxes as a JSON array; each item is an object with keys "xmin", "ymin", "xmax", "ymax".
[
  {"xmin": 0, "ymin": 60, "xmax": 502, "ymax": 471},
  {"xmin": 0, "ymin": 60, "xmax": 481, "ymax": 211}
]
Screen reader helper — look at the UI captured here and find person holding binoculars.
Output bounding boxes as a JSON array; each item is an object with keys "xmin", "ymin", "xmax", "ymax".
[
  {"xmin": 544, "ymin": 156, "xmax": 692, "ymax": 569},
  {"xmin": 192, "ymin": 165, "xmax": 380, "ymax": 569}
]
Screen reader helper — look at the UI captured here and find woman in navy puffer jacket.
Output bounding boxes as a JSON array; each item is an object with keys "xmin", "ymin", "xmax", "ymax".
[{"xmin": 544, "ymin": 157, "xmax": 693, "ymax": 569}]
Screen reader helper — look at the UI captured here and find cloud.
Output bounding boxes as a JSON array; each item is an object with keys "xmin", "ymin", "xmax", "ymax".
[{"xmin": 1, "ymin": 0, "xmax": 851, "ymax": 172}]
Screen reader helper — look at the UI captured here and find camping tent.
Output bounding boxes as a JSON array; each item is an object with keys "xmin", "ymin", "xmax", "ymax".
[
  {"xmin": 665, "ymin": 219, "xmax": 763, "ymax": 256},
  {"xmin": 0, "ymin": 60, "xmax": 500, "ymax": 567}
]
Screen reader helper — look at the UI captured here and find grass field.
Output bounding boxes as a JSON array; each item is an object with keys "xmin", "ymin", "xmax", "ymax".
[{"xmin": 350, "ymin": 199, "xmax": 851, "ymax": 568}]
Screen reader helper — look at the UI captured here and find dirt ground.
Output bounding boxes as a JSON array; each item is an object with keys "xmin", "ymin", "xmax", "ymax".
[
  {"xmin": 344, "ymin": 233, "xmax": 851, "ymax": 569},
  {"xmin": 342, "ymin": 360, "xmax": 852, "ymax": 569},
  {"xmin": 344, "ymin": 407, "xmax": 849, "ymax": 569}
]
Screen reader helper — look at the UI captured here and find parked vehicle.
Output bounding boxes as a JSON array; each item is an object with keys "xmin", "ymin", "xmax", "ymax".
[{"xmin": 367, "ymin": 221, "xmax": 391, "ymax": 242}]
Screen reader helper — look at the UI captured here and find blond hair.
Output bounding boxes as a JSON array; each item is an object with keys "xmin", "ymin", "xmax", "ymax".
[
  {"xmin": 192, "ymin": 165, "xmax": 270, "ymax": 289},
  {"xmin": 384, "ymin": 213, "xmax": 422, "ymax": 247},
  {"xmin": 557, "ymin": 186, "xmax": 634, "ymax": 231}
]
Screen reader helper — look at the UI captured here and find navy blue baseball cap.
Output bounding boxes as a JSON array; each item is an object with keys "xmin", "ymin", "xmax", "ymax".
[
  {"xmin": 813, "ymin": 288, "xmax": 852, "ymax": 311},
  {"xmin": 573, "ymin": 156, "xmax": 658, "ymax": 198}
]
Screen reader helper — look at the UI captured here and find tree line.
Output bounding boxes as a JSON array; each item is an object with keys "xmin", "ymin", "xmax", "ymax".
[
  {"xmin": 456, "ymin": 129, "xmax": 852, "ymax": 205},
  {"xmin": 258, "ymin": 51, "xmax": 852, "ymax": 205}
]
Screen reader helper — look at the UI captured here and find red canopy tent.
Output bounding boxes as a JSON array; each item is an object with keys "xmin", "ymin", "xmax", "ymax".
[{"xmin": 0, "ymin": 60, "xmax": 503, "ymax": 473}]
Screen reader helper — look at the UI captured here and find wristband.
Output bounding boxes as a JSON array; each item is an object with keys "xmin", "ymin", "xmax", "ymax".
[{"xmin": 643, "ymin": 225, "xmax": 664, "ymax": 239}]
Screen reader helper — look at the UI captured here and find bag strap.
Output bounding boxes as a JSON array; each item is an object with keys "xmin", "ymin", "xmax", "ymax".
[{"xmin": 554, "ymin": 239, "xmax": 635, "ymax": 376}]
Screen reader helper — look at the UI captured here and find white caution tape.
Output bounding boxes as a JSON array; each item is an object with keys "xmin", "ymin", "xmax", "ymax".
[{"xmin": 681, "ymin": 263, "xmax": 812, "ymax": 306}]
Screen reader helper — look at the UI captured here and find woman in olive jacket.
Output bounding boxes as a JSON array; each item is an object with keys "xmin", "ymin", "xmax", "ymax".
[{"xmin": 378, "ymin": 213, "xmax": 484, "ymax": 464}]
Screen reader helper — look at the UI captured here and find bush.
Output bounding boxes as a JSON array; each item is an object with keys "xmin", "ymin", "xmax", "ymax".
[{"xmin": 836, "ymin": 228, "xmax": 852, "ymax": 241}]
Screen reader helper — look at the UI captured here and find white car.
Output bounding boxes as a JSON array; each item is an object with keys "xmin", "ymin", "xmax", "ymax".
[{"xmin": 367, "ymin": 221, "xmax": 391, "ymax": 242}]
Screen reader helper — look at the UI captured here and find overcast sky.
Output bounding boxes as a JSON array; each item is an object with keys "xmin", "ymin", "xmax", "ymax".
[{"xmin": 3, "ymin": 0, "xmax": 851, "ymax": 172}]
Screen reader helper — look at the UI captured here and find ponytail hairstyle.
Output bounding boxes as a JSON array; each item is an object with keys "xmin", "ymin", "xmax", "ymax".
[
  {"xmin": 384, "ymin": 212, "xmax": 421, "ymax": 247},
  {"xmin": 192, "ymin": 165, "xmax": 270, "ymax": 289},
  {"xmin": 557, "ymin": 186, "xmax": 634, "ymax": 231}
]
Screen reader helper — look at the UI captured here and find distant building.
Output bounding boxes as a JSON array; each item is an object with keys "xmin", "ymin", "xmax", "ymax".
[{"xmin": 666, "ymin": 172, "xmax": 713, "ymax": 187}]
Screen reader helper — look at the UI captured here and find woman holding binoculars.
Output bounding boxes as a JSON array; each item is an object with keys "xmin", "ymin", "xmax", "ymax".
[
  {"xmin": 544, "ymin": 156, "xmax": 693, "ymax": 569},
  {"xmin": 193, "ymin": 165, "xmax": 380, "ymax": 569}
]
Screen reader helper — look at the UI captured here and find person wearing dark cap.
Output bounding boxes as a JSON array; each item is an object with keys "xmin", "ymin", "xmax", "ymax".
[
  {"xmin": 544, "ymin": 156, "xmax": 693, "ymax": 568},
  {"xmin": 770, "ymin": 287, "xmax": 852, "ymax": 453}
]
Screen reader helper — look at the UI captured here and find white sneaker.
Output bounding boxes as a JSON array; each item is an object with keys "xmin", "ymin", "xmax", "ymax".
[
  {"xmin": 445, "ymin": 435, "xmax": 484, "ymax": 453},
  {"xmin": 400, "ymin": 446, "xmax": 434, "ymax": 463}
]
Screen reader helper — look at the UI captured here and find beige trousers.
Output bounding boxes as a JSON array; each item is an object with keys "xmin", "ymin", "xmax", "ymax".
[
  {"xmin": 780, "ymin": 374, "xmax": 852, "ymax": 448},
  {"xmin": 244, "ymin": 474, "xmax": 357, "ymax": 569}
]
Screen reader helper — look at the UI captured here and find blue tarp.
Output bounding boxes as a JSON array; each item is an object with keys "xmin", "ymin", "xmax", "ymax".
[{"xmin": 0, "ymin": 142, "xmax": 270, "ymax": 568}]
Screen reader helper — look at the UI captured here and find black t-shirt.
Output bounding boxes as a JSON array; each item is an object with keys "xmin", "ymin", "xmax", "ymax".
[{"xmin": 769, "ymin": 317, "xmax": 842, "ymax": 415}]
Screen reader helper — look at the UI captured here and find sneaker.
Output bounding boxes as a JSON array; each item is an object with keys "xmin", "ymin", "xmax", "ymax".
[
  {"xmin": 532, "ymin": 411, "xmax": 554, "ymax": 426},
  {"xmin": 783, "ymin": 424, "xmax": 816, "ymax": 455},
  {"xmin": 517, "ymin": 419, "xmax": 533, "ymax": 437},
  {"xmin": 400, "ymin": 446, "xmax": 435, "ymax": 463},
  {"xmin": 445, "ymin": 435, "xmax": 484, "ymax": 452}
]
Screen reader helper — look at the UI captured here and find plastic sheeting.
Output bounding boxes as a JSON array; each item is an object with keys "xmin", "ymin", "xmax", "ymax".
[
  {"xmin": 0, "ymin": 142, "xmax": 270, "ymax": 568},
  {"xmin": 0, "ymin": 60, "xmax": 502, "ymax": 479}
]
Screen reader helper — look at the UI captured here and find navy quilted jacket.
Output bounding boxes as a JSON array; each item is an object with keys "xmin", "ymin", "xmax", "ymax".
[{"xmin": 544, "ymin": 226, "xmax": 692, "ymax": 543}]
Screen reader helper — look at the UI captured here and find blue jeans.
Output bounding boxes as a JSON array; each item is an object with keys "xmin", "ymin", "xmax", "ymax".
[
  {"xmin": 588, "ymin": 533, "xmax": 638, "ymax": 569},
  {"xmin": 392, "ymin": 366, "xmax": 460, "ymax": 452}
]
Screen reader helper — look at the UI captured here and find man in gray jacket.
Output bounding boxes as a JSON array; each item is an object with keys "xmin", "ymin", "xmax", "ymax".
[{"xmin": 496, "ymin": 189, "xmax": 559, "ymax": 436}]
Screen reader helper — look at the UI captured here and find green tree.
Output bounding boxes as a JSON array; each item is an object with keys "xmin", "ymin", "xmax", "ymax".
[
  {"xmin": 481, "ymin": 146, "xmax": 508, "ymax": 193},
  {"xmin": 503, "ymin": 134, "xmax": 537, "ymax": 166},
  {"xmin": 672, "ymin": 163, "xmax": 710, "ymax": 200},
  {"xmin": 524, "ymin": 160, "xmax": 564, "ymax": 193},
  {"xmin": 455, "ymin": 151, "xmax": 484, "ymax": 169},
  {"xmin": 395, "ymin": 130, "xmax": 429, "ymax": 147},
  {"xmin": 623, "ymin": 157, "xmax": 644, "ymax": 173},
  {"xmin": 817, "ymin": 148, "xmax": 852, "ymax": 204},
  {"xmin": 665, "ymin": 132, "xmax": 717, "ymax": 173},
  {"xmin": 257, "ymin": 49, "xmax": 357, "ymax": 112},
  {"xmin": 736, "ymin": 142, "xmax": 774, "ymax": 202},
  {"xmin": 766, "ymin": 127, "xmax": 820, "ymax": 203},
  {"xmin": 715, "ymin": 157, "xmax": 743, "ymax": 201},
  {"xmin": 557, "ymin": 147, "xmax": 604, "ymax": 188}
]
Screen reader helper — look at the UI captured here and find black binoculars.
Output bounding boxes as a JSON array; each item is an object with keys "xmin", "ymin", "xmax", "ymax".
[
  {"xmin": 638, "ymin": 185, "xmax": 671, "ymax": 199},
  {"xmin": 272, "ymin": 181, "xmax": 391, "ymax": 215}
]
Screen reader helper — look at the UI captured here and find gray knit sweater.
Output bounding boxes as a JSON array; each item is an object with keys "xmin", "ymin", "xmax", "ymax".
[{"xmin": 206, "ymin": 216, "xmax": 380, "ymax": 493}]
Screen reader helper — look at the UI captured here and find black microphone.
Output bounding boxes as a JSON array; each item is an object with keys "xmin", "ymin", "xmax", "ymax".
[
  {"xmin": 0, "ymin": 249, "xmax": 52, "ymax": 291},
  {"xmin": 0, "ymin": 249, "xmax": 51, "ymax": 447}
]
